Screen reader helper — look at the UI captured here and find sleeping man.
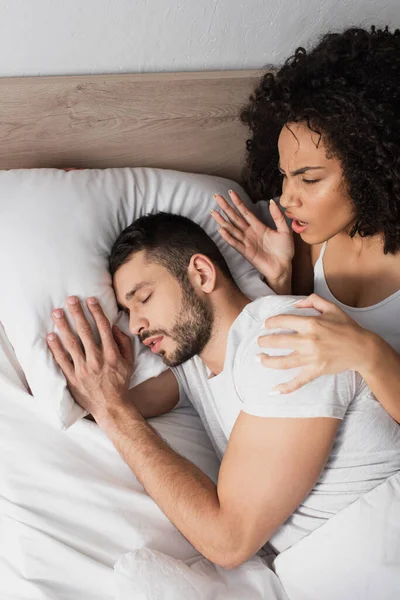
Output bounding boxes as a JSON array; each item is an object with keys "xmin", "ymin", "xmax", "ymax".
[{"xmin": 47, "ymin": 212, "xmax": 400, "ymax": 567}]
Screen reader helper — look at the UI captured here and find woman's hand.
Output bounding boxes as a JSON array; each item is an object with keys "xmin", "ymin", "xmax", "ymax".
[
  {"xmin": 211, "ymin": 190, "xmax": 294, "ymax": 294},
  {"xmin": 47, "ymin": 296, "xmax": 134, "ymax": 420},
  {"xmin": 257, "ymin": 294, "xmax": 374, "ymax": 394}
]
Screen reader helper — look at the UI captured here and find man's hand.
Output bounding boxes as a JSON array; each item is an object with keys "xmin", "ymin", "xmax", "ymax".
[{"xmin": 47, "ymin": 296, "xmax": 134, "ymax": 420}]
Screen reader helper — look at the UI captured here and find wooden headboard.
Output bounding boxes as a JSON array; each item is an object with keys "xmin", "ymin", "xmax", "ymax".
[{"xmin": 0, "ymin": 70, "xmax": 261, "ymax": 183}]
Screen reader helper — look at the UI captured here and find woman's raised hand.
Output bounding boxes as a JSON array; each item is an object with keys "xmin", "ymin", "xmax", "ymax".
[
  {"xmin": 257, "ymin": 294, "xmax": 372, "ymax": 394},
  {"xmin": 211, "ymin": 190, "xmax": 294, "ymax": 294}
]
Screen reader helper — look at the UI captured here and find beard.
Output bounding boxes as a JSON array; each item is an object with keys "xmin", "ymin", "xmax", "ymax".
[{"xmin": 140, "ymin": 278, "xmax": 214, "ymax": 367}]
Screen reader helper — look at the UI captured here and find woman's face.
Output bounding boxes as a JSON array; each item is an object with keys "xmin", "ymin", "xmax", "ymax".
[{"xmin": 277, "ymin": 122, "xmax": 356, "ymax": 245}]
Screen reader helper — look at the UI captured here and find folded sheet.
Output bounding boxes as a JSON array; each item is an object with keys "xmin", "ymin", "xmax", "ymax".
[{"xmin": 114, "ymin": 549, "xmax": 289, "ymax": 600}]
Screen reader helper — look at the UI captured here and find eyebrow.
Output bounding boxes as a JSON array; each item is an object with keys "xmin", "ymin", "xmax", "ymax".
[
  {"xmin": 278, "ymin": 165, "xmax": 325, "ymax": 176},
  {"xmin": 117, "ymin": 281, "xmax": 154, "ymax": 311}
]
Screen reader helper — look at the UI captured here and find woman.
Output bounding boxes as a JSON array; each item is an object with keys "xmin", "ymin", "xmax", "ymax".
[{"xmin": 211, "ymin": 26, "xmax": 400, "ymax": 423}]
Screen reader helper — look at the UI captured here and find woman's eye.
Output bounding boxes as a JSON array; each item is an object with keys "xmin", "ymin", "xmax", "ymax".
[
  {"xmin": 303, "ymin": 179, "xmax": 319, "ymax": 184},
  {"xmin": 141, "ymin": 294, "xmax": 152, "ymax": 304}
]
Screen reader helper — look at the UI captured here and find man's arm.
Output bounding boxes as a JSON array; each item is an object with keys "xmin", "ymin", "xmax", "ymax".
[
  {"xmin": 46, "ymin": 296, "xmax": 339, "ymax": 567},
  {"xmin": 97, "ymin": 403, "xmax": 339, "ymax": 569},
  {"xmin": 126, "ymin": 369, "xmax": 180, "ymax": 418}
]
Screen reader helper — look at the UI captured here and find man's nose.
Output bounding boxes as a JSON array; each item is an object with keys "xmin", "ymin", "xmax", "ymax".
[{"xmin": 129, "ymin": 313, "xmax": 149, "ymax": 336}]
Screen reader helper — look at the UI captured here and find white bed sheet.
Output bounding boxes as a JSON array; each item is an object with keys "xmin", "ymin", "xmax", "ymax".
[{"xmin": 0, "ymin": 322, "xmax": 287, "ymax": 600}]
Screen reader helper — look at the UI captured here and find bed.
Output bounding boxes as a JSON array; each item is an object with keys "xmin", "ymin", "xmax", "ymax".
[{"xmin": 0, "ymin": 70, "xmax": 399, "ymax": 600}]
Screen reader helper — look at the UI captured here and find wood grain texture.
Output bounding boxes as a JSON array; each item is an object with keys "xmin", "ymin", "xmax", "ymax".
[{"xmin": 0, "ymin": 70, "xmax": 262, "ymax": 183}]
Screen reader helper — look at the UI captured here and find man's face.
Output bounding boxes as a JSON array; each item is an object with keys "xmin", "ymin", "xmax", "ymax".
[{"xmin": 113, "ymin": 251, "xmax": 214, "ymax": 367}]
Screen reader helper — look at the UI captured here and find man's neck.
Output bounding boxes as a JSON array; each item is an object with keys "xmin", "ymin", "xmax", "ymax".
[{"xmin": 200, "ymin": 289, "xmax": 251, "ymax": 376}]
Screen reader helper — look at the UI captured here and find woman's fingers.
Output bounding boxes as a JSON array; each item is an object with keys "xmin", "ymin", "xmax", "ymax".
[
  {"xmin": 294, "ymin": 293, "xmax": 338, "ymax": 314},
  {"xmin": 258, "ymin": 333, "xmax": 301, "ymax": 350},
  {"xmin": 211, "ymin": 210, "xmax": 245, "ymax": 242},
  {"xmin": 272, "ymin": 370, "xmax": 315, "ymax": 394},
  {"xmin": 269, "ymin": 199, "xmax": 291, "ymax": 233},
  {"xmin": 257, "ymin": 351, "xmax": 300, "ymax": 370},
  {"xmin": 263, "ymin": 313, "xmax": 315, "ymax": 333},
  {"xmin": 217, "ymin": 226, "xmax": 246, "ymax": 255},
  {"xmin": 229, "ymin": 190, "xmax": 267, "ymax": 230},
  {"xmin": 214, "ymin": 193, "xmax": 249, "ymax": 231}
]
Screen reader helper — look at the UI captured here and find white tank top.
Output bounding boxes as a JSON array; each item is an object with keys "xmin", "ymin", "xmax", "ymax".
[{"xmin": 314, "ymin": 242, "xmax": 400, "ymax": 353}]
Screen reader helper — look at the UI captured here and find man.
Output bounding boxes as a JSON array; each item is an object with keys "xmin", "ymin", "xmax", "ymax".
[{"xmin": 47, "ymin": 212, "xmax": 400, "ymax": 568}]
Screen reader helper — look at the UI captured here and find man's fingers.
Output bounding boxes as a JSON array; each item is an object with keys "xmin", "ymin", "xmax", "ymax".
[
  {"xmin": 47, "ymin": 333, "xmax": 76, "ymax": 381},
  {"xmin": 113, "ymin": 326, "xmax": 134, "ymax": 365},
  {"xmin": 86, "ymin": 298, "xmax": 118, "ymax": 354},
  {"xmin": 66, "ymin": 296, "xmax": 98, "ymax": 355},
  {"xmin": 269, "ymin": 199, "xmax": 291, "ymax": 234},
  {"xmin": 52, "ymin": 308, "xmax": 85, "ymax": 363}
]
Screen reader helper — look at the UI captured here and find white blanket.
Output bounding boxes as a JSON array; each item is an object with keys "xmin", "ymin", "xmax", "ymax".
[
  {"xmin": 2, "ymin": 319, "xmax": 399, "ymax": 599},
  {"xmin": 114, "ymin": 550, "xmax": 288, "ymax": 600},
  {"xmin": 0, "ymin": 323, "xmax": 286, "ymax": 600}
]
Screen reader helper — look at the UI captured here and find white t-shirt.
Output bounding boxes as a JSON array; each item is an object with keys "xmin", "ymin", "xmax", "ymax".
[
  {"xmin": 172, "ymin": 295, "xmax": 400, "ymax": 554},
  {"xmin": 314, "ymin": 241, "xmax": 400, "ymax": 352}
]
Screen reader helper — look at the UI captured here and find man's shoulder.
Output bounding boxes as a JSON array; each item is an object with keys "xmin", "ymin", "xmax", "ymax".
[
  {"xmin": 242, "ymin": 295, "xmax": 319, "ymax": 325},
  {"xmin": 232, "ymin": 296, "xmax": 360, "ymax": 418},
  {"xmin": 172, "ymin": 355, "xmax": 203, "ymax": 379},
  {"xmin": 233, "ymin": 295, "xmax": 319, "ymax": 363}
]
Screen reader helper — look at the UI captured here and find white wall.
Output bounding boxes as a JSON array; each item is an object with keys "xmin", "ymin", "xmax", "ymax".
[{"xmin": 0, "ymin": 0, "xmax": 399, "ymax": 76}]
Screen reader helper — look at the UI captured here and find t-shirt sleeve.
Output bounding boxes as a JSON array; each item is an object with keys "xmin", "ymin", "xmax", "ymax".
[
  {"xmin": 234, "ymin": 326, "xmax": 358, "ymax": 419},
  {"xmin": 170, "ymin": 366, "xmax": 192, "ymax": 409}
]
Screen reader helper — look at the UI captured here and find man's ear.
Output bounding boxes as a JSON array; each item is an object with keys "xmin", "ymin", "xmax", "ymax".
[{"xmin": 187, "ymin": 254, "xmax": 217, "ymax": 294}]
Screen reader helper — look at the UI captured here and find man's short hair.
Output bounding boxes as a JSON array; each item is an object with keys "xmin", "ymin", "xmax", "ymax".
[{"xmin": 109, "ymin": 211, "xmax": 236, "ymax": 285}]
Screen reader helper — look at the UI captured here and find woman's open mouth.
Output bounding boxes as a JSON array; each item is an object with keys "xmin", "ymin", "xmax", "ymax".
[{"xmin": 290, "ymin": 218, "xmax": 309, "ymax": 234}]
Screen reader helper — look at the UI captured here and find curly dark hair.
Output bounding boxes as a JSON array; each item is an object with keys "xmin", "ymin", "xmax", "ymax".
[{"xmin": 241, "ymin": 25, "xmax": 400, "ymax": 253}]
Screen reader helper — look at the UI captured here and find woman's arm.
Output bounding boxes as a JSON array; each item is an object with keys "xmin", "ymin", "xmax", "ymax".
[
  {"xmin": 210, "ymin": 191, "xmax": 322, "ymax": 297},
  {"xmin": 211, "ymin": 191, "xmax": 294, "ymax": 294},
  {"xmin": 257, "ymin": 294, "xmax": 400, "ymax": 424},
  {"xmin": 361, "ymin": 333, "xmax": 400, "ymax": 424}
]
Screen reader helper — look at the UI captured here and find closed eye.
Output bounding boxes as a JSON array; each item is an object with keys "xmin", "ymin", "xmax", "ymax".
[
  {"xmin": 141, "ymin": 294, "xmax": 152, "ymax": 304},
  {"xmin": 302, "ymin": 179, "xmax": 320, "ymax": 184}
]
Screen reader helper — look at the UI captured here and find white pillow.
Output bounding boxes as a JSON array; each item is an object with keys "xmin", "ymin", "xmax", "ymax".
[{"xmin": 0, "ymin": 168, "xmax": 272, "ymax": 429}]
